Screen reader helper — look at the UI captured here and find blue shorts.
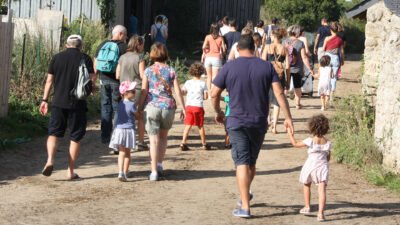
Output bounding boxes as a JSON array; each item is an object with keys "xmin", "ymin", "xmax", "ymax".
[{"xmin": 228, "ymin": 127, "xmax": 266, "ymax": 166}]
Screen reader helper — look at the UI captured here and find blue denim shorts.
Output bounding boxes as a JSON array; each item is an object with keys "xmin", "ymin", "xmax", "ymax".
[{"xmin": 228, "ymin": 127, "xmax": 266, "ymax": 166}]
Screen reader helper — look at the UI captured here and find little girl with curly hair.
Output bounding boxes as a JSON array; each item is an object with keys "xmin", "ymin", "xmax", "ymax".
[{"xmin": 287, "ymin": 114, "xmax": 331, "ymax": 222}]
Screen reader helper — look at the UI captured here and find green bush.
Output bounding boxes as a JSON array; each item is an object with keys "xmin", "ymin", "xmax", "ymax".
[
  {"xmin": 169, "ymin": 58, "xmax": 189, "ymax": 84},
  {"xmin": 62, "ymin": 16, "xmax": 108, "ymax": 56},
  {"xmin": 340, "ymin": 17, "xmax": 365, "ymax": 53},
  {"xmin": 332, "ymin": 95, "xmax": 400, "ymax": 193},
  {"xmin": 331, "ymin": 95, "xmax": 381, "ymax": 167}
]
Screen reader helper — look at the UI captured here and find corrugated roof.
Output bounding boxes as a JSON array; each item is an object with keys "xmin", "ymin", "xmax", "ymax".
[{"xmin": 346, "ymin": 0, "xmax": 380, "ymax": 18}]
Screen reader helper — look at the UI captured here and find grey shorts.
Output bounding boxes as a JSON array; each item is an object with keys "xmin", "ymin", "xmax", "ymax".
[
  {"xmin": 228, "ymin": 127, "xmax": 266, "ymax": 166},
  {"xmin": 144, "ymin": 105, "xmax": 176, "ymax": 135}
]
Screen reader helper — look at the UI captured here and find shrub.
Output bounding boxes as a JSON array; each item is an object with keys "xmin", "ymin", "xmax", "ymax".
[
  {"xmin": 339, "ymin": 17, "xmax": 365, "ymax": 53},
  {"xmin": 169, "ymin": 58, "xmax": 189, "ymax": 84},
  {"xmin": 331, "ymin": 95, "xmax": 381, "ymax": 167},
  {"xmin": 332, "ymin": 95, "xmax": 400, "ymax": 193}
]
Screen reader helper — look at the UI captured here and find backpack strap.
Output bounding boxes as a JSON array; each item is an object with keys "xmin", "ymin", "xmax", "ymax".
[{"xmin": 151, "ymin": 65, "xmax": 173, "ymax": 95}]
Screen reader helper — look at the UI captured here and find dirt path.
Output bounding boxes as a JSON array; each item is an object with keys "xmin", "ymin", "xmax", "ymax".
[{"xmin": 1, "ymin": 58, "xmax": 399, "ymax": 225}]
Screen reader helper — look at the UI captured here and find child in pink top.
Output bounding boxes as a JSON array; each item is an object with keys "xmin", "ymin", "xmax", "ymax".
[{"xmin": 288, "ymin": 114, "xmax": 331, "ymax": 222}]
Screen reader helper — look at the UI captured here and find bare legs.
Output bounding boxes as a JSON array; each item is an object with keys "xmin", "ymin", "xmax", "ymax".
[
  {"xmin": 182, "ymin": 125, "xmax": 207, "ymax": 146},
  {"xmin": 149, "ymin": 129, "xmax": 169, "ymax": 173},
  {"xmin": 303, "ymin": 182, "xmax": 327, "ymax": 219},
  {"xmin": 137, "ymin": 118, "xmax": 145, "ymax": 145},
  {"xmin": 118, "ymin": 147, "xmax": 131, "ymax": 175},
  {"xmin": 271, "ymin": 105, "xmax": 280, "ymax": 133},
  {"xmin": 318, "ymin": 182, "xmax": 327, "ymax": 219},
  {"xmin": 236, "ymin": 165, "xmax": 256, "ymax": 210},
  {"xmin": 206, "ymin": 66, "xmax": 220, "ymax": 93},
  {"xmin": 43, "ymin": 135, "xmax": 80, "ymax": 179},
  {"xmin": 320, "ymin": 95, "xmax": 330, "ymax": 110}
]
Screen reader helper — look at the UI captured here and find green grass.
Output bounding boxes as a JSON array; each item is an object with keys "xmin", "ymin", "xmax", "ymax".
[
  {"xmin": 0, "ymin": 98, "xmax": 48, "ymax": 149},
  {"xmin": 332, "ymin": 95, "xmax": 400, "ymax": 193}
]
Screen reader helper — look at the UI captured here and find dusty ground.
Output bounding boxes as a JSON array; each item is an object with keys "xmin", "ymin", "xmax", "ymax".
[{"xmin": 0, "ymin": 56, "xmax": 399, "ymax": 225}]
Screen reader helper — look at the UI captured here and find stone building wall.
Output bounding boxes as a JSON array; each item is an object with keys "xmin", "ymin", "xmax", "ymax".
[{"xmin": 364, "ymin": 0, "xmax": 400, "ymax": 173}]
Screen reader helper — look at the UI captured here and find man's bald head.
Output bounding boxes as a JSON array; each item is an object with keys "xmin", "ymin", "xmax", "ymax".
[{"xmin": 112, "ymin": 25, "xmax": 127, "ymax": 41}]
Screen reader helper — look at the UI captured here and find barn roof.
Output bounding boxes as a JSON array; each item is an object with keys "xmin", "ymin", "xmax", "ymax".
[{"xmin": 346, "ymin": 0, "xmax": 380, "ymax": 18}]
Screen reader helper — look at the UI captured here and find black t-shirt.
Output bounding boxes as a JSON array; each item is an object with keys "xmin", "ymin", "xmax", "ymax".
[
  {"xmin": 337, "ymin": 32, "xmax": 346, "ymax": 43},
  {"xmin": 95, "ymin": 40, "xmax": 127, "ymax": 81},
  {"xmin": 224, "ymin": 31, "xmax": 241, "ymax": 56},
  {"xmin": 48, "ymin": 48, "xmax": 94, "ymax": 109},
  {"xmin": 317, "ymin": 25, "xmax": 331, "ymax": 48}
]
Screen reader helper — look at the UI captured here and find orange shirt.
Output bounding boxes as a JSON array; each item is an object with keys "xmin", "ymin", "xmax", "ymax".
[{"xmin": 205, "ymin": 35, "xmax": 223, "ymax": 58}]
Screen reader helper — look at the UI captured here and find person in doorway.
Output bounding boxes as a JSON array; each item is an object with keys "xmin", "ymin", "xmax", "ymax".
[
  {"xmin": 151, "ymin": 15, "xmax": 168, "ymax": 46},
  {"xmin": 128, "ymin": 10, "xmax": 138, "ymax": 37},
  {"xmin": 211, "ymin": 35, "xmax": 294, "ymax": 218},
  {"xmin": 39, "ymin": 35, "xmax": 95, "ymax": 180},
  {"xmin": 94, "ymin": 25, "xmax": 128, "ymax": 151}
]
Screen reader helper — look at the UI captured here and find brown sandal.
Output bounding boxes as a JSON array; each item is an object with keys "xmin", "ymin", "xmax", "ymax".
[{"xmin": 202, "ymin": 144, "xmax": 211, "ymax": 150}]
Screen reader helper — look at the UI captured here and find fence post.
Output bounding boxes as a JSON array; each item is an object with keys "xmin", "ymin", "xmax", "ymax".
[{"xmin": 0, "ymin": 10, "xmax": 14, "ymax": 117}]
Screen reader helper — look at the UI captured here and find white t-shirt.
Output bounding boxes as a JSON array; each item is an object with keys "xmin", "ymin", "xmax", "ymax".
[
  {"xmin": 182, "ymin": 79, "xmax": 208, "ymax": 107},
  {"xmin": 220, "ymin": 25, "xmax": 230, "ymax": 36}
]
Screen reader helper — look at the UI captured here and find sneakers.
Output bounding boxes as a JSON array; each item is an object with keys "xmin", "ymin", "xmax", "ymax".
[
  {"xmin": 136, "ymin": 142, "xmax": 149, "ymax": 151},
  {"xmin": 237, "ymin": 192, "xmax": 254, "ymax": 207},
  {"xmin": 232, "ymin": 208, "xmax": 251, "ymax": 218},
  {"xmin": 157, "ymin": 164, "xmax": 164, "ymax": 175},
  {"xmin": 202, "ymin": 144, "xmax": 211, "ymax": 150},
  {"xmin": 149, "ymin": 172, "xmax": 158, "ymax": 181},
  {"xmin": 118, "ymin": 172, "xmax": 127, "ymax": 182}
]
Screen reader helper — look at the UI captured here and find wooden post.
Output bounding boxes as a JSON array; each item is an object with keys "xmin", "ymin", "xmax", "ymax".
[{"xmin": 0, "ymin": 10, "xmax": 14, "ymax": 118}]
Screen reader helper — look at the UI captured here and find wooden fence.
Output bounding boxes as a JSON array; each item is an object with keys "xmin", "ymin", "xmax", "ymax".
[
  {"xmin": 200, "ymin": 0, "xmax": 261, "ymax": 33},
  {"xmin": 0, "ymin": 11, "xmax": 14, "ymax": 118}
]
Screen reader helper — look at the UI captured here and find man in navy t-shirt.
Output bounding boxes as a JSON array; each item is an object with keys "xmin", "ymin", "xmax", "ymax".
[
  {"xmin": 314, "ymin": 18, "xmax": 331, "ymax": 62},
  {"xmin": 211, "ymin": 35, "xmax": 294, "ymax": 218}
]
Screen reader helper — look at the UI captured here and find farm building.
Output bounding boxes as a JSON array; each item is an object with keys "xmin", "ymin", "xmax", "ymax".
[{"xmin": 8, "ymin": 0, "xmax": 261, "ymax": 35}]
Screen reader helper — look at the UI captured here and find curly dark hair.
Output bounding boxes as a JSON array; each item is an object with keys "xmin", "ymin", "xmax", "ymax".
[
  {"xmin": 189, "ymin": 63, "xmax": 205, "ymax": 77},
  {"xmin": 308, "ymin": 114, "xmax": 330, "ymax": 137}
]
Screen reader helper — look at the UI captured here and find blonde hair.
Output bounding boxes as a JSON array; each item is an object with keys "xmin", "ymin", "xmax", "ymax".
[{"xmin": 127, "ymin": 35, "xmax": 144, "ymax": 52}]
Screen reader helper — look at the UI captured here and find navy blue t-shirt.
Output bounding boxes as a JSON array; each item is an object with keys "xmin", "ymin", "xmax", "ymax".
[
  {"xmin": 317, "ymin": 25, "xmax": 331, "ymax": 48},
  {"xmin": 213, "ymin": 57, "xmax": 280, "ymax": 131}
]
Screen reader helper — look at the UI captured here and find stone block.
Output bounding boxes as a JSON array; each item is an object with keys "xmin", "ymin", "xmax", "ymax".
[
  {"xmin": 365, "ymin": 38, "xmax": 378, "ymax": 47},
  {"xmin": 367, "ymin": 3, "xmax": 384, "ymax": 22},
  {"xmin": 366, "ymin": 22, "xmax": 385, "ymax": 39}
]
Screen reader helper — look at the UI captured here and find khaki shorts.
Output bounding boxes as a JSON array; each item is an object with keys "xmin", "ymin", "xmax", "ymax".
[
  {"xmin": 144, "ymin": 105, "xmax": 175, "ymax": 135},
  {"xmin": 317, "ymin": 47, "xmax": 325, "ymax": 63}
]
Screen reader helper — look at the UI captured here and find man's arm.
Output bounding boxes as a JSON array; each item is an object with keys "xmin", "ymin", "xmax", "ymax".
[
  {"xmin": 313, "ymin": 34, "xmax": 320, "ymax": 55},
  {"xmin": 39, "ymin": 74, "xmax": 54, "ymax": 116},
  {"xmin": 211, "ymin": 85, "xmax": 225, "ymax": 124},
  {"xmin": 272, "ymin": 82, "xmax": 294, "ymax": 134}
]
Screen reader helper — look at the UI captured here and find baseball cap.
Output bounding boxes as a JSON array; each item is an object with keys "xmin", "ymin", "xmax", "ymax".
[
  {"xmin": 119, "ymin": 81, "xmax": 137, "ymax": 95},
  {"xmin": 67, "ymin": 34, "xmax": 82, "ymax": 42}
]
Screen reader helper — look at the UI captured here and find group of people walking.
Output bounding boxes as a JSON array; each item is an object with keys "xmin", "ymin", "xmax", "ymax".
[{"xmin": 38, "ymin": 15, "xmax": 345, "ymax": 221}]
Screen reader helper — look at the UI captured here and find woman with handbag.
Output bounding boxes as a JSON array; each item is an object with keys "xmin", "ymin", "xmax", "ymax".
[
  {"xmin": 138, "ymin": 43, "xmax": 185, "ymax": 181},
  {"xmin": 261, "ymin": 28, "xmax": 290, "ymax": 134},
  {"xmin": 202, "ymin": 22, "xmax": 226, "ymax": 92}
]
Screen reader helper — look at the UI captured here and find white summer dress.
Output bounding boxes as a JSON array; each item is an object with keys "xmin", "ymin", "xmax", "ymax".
[
  {"xmin": 299, "ymin": 138, "xmax": 331, "ymax": 185},
  {"xmin": 318, "ymin": 66, "xmax": 332, "ymax": 96}
]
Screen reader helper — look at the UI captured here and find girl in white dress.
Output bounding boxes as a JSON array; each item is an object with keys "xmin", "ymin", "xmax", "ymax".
[
  {"xmin": 288, "ymin": 114, "xmax": 331, "ymax": 222},
  {"xmin": 314, "ymin": 55, "xmax": 332, "ymax": 111}
]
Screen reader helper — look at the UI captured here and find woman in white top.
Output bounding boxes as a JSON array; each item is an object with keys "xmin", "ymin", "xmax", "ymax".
[{"xmin": 254, "ymin": 20, "xmax": 265, "ymax": 38}]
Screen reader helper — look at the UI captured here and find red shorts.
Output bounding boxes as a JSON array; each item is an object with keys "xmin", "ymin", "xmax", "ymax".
[{"xmin": 184, "ymin": 106, "xmax": 205, "ymax": 126}]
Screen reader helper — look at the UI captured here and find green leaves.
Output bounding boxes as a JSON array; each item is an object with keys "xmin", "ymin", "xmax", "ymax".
[{"xmin": 96, "ymin": 0, "xmax": 115, "ymax": 29}]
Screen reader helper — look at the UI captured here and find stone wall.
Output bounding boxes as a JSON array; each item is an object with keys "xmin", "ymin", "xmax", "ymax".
[{"xmin": 364, "ymin": 0, "xmax": 400, "ymax": 173}]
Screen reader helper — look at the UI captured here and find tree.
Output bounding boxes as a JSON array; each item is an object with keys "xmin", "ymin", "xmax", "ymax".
[
  {"xmin": 96, "ymin": 0, "xmax": 115, "ymax": 29},
  {"xmin": 262, "ymin": 0, "xmax": 342, "ymax": 31}
]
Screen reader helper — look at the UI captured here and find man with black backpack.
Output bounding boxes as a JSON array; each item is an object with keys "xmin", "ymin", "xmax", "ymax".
[
  {"xmin": 39, "ymin": 35, "xmax": 95, "ymax": 180},
  {"xmin": 94, "ymin": 25, "xmax": 128, "ymax": 148}
]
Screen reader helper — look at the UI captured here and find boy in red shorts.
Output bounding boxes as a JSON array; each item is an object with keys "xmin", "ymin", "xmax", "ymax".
[{"xmin": 180, "ymin": 63, "xmax": 211, "ymax": 151}]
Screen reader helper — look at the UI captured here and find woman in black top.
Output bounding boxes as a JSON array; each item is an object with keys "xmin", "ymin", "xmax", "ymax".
[{"xmin": 261, "ymin": 28, "xmax": 290, "ymax": 134}]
